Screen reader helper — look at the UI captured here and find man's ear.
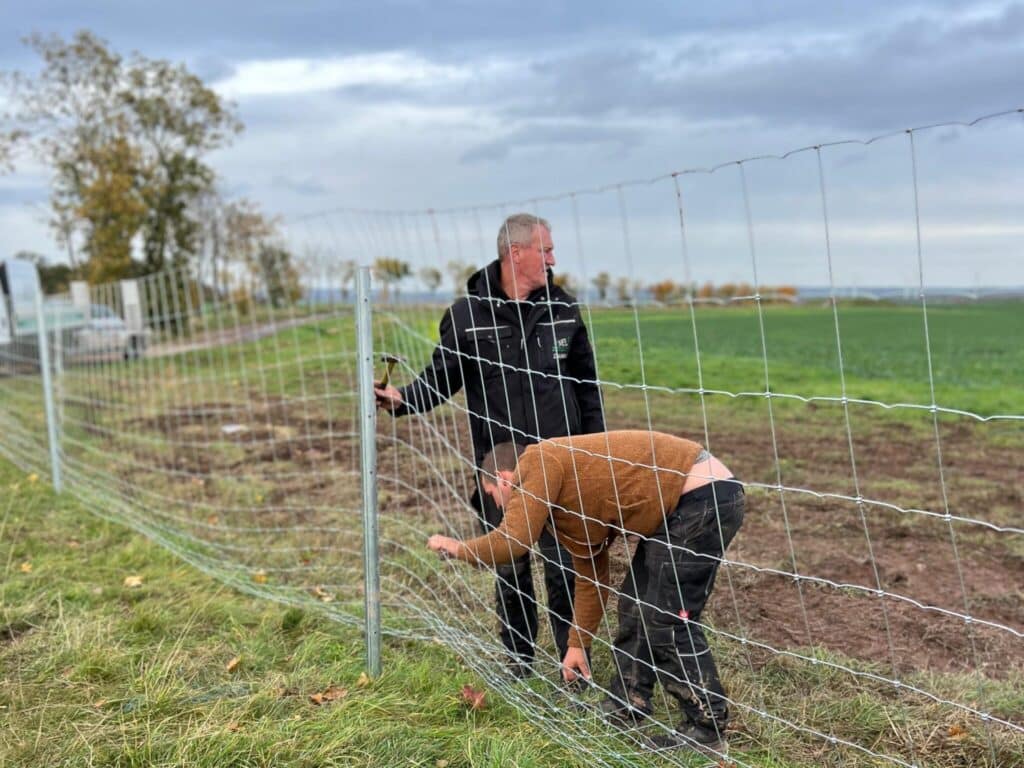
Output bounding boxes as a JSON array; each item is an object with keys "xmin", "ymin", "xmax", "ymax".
[{"xmin": 497, "ymin": 469, "xmax": 516, "ymax": 486}]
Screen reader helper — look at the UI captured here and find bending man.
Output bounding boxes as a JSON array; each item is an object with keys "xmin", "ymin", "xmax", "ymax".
[{"xmin": 427, "ymin": 430, "xmax": 744, "ymax": 756}]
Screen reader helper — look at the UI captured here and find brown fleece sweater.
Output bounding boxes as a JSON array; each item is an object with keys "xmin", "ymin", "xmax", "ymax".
[{"xmin": 455, "ymin": 430, "xmax": 704, "ymax": 648}]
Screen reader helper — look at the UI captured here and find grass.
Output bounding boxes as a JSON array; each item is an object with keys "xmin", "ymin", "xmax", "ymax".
[
  {"xmin": 39, "ymin": 300, "xmax": 1017, "ymax": 431},
  {"xmin": 4, "ymin": 458, "xmax": 1019, "ymax": 767},
  {"xmin": 586, "ymin": 301, "xmax": 1023, "ymax": 418},
  {"xmin": 6, "ymin": 463, "xmax": 1018, "ymax": 768},
  {"xmin": 384, "ymin": 301, "xmax": 1024, "ymax": 418},
  {"xmin": 0, "ymin": 460, "xmax": 601, "ymax": 768}
]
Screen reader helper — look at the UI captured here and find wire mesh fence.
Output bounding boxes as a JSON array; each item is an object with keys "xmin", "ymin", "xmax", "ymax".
[{"xmin": 1, "ymin": 109, "xmax": 1022, "ymax": 767}]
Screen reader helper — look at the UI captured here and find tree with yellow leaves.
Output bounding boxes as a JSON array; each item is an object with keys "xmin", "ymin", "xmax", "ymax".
[{"xmin": 1, "ymin": 31, "xmax": 241, "ymax": 282}]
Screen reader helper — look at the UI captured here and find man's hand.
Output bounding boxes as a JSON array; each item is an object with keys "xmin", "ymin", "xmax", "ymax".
[
  {"xmin": 427, "ymin": 534, "xmax": 461, "ymax": 560},
  {"xmin": 561, "ymin": 646, "xmax": 591, "ymax": 683},
  {"xmin": 374, "ymin": 383, "xmax": 403, "ymax": 411}
]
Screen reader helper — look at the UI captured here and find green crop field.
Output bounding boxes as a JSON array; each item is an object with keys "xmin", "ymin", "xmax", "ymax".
[
  {"xmin": 585, "ymin": 301, "xmax": 1024, "ymax": 417},
  {"xmin": 383, "ymin": 300, "xmax": 1023, "ymax": 418}
]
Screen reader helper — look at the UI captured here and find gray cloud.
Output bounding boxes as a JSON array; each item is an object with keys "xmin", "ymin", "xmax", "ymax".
[
  {"xmin": 271, "ymin": 174, "xmax": 331, "ymax": 197},
  {"xmin": 460, "ymin": 121, "xmax": 643, "ymax": 164},
  {"xmin": 0, "ymin": 185, "xmax": 47, "ymax": 205},
  {"xmin": 213, "ymin": 2, "xmax": 1022, "ymax": 158},
  {"xmin": 3, "ymin": 1, "xmax": 983, "ymax": 65},
  {"xmin": 5, "ymin": 0, "xmax": 1023, "ymax": 284},
  {"xmin": 509, "ymin": 4, "xmax": 1024, "ymax": 133},
  {"xmin": 189, "ymin": 55, "xmax": 235, "ymax": 84}
]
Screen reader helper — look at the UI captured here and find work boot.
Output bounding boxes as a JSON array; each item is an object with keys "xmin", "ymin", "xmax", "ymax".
[
  {"xmin": 649, "ymin": 720, "xmax": 728, "ymax": 758},
  {"xmin": 598, "ymin": 692, "xmax": 653, "ymax": 726}
]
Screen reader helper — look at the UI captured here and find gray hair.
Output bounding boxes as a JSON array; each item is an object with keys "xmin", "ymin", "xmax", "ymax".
[{"xmin": 496, "ymin": 213, "xmax": 551, "ymax": 261}]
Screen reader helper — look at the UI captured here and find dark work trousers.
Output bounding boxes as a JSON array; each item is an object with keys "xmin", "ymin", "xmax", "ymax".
[
  {"xmin": 470, "ymin": 484, "xmax": 576, "ymax": 665},
  {"xmin": 608, "ymin": 480, "xmax": 745, "ymax": 729}
]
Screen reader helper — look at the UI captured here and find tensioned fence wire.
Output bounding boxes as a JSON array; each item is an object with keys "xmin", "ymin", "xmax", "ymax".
[{"xmin": 0, "ymin": 108, "xmax": 1021, "ymax": 767}]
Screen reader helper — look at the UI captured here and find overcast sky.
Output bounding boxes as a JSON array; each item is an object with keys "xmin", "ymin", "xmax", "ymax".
[{"xmin": 2, "ymin": 1, "xmax": 1023, "ymax": 287}]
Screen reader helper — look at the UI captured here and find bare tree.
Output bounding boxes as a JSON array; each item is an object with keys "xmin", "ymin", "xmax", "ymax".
[
  {"xmin": 338, "ymin": 259, "xmax": 357, "ymax": 303},
  {"xmin": 446, "ymin": 260, "xmax": 475, "ymax": 296},
  {"xmin": 614, "ymin": 276, "xmax": 633, "ymax": 304},
  {"xmin": 374, "ymin": 257, "xmax": 412, "ymax": 302},
  {"xmin": 419, "ymin": 266, "xmax": 443, "ymax": 297},
  {"xmin": 591, "ymin": 271, "xmax": 611, "ymax": 303},
  {"xmin": 552, "ymin": 272, "xmax": 579, "ymax": 295}
]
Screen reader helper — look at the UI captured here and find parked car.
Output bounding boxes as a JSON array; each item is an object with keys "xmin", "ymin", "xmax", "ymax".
[{"xmin": 72, "ymin": 303, "xmax": 150, "ymax": 361}]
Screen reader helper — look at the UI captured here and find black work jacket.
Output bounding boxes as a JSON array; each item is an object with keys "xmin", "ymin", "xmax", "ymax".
[{"xmin": 394, "ymin": 260, "xmax": 605, "ymax": 465}]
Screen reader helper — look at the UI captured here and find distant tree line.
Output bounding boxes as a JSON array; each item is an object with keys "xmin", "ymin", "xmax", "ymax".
[{"xmin": 362, "ymin": 261, "xmax": 799, "ymax": 306}]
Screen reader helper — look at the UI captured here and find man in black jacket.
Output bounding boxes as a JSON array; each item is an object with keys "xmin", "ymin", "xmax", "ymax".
[{"xmin": 375, "ymin": 212, "xmax": 605, "ymax": 677}]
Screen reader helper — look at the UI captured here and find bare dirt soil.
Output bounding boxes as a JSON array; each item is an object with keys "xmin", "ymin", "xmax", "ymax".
[
  {"xmin": 645, "ymin": 406, "xmax": 1022, "ymax": 682},
  {"xmin": 133, "ymin": 396, "xmax": 1023, "ymax": 682}
]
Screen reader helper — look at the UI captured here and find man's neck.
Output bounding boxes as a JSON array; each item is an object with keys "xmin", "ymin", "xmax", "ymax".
[
  {"xmin": 498, "ymin": 261, "xmax": 544, "ymax": 302},
  {"xmin": 499, "ymin": 263, "xmax": 529, "ymax": 302}
]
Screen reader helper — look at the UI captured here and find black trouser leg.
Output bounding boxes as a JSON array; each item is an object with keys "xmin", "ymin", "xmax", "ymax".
[
  {"xmin": 537, "ymin": 527, "xmax": 575, "ymax": 660},
  {"xmin": 611, "ymin": 483, "xmax": 745, "ymax": 729},
  {"xmin": 657, "ymin": 485, "xmax": 745, "ymax": 728},
  {"xmin": 494, "ymin": 556, "xmax": 538, "ymax": 661},
  {"xmin": 471, "ymin": 485, "xmax": 538, "ymax": 662},
  {"xmin": 608, "ymin": 540, "xmax": 656, "ymax": 711}
]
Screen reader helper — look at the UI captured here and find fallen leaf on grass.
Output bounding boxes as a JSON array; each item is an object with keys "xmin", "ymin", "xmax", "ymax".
[
  {"xmin": 19, "ymin": 562, "xmax": 32, "ymax": 573},
  {"xmin": 227, "ymin": 722, "xmax": 242, "ymax": 732},
  {"xmin": 356, "ymin": 672, "xmax": 371, "ymax": 688},
  {"xmin": 226, "ymin": 656, "xmax": 241, "ymax": 673},
  {"xmin": 92, "ymin": 699, "xmax": 106, "ymax": 708},
  {"xmin": 436, "ymin": 761, "xmax": 450, "ymax": 768},
  {"xmin": 461, "ymin": 684, "xmax": 486, "ymax": 710},
  {"xmin": 67, "ymin": 540, "xmax": 80, "ymax": 549},
  {"xmin": 948, "ymin": 723, "xmax": 968, "ymax": 741},
  {"xmin": 252, "ymin": 570, "xmax": 268, "ymax": 584},
  {"xmin": 309, "ymin": 686, "xmax": 348, "ymax": 705},
  {"xmin": 207, "ymin": 515, "xmax": 219, "ymax": 525},
  {"xmin": 27, "ymin": 473, "xmax": 38, "ymax": 484},
  {"xmin": 311, "ymin": 585, "xmax": 335, "ymax": 603},
  {"xmin": 123, "ymin": 575, "xmax": 143, "ymax": 588}
]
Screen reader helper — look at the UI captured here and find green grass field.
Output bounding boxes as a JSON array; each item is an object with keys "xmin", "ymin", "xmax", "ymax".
[
  {"xmin": 586, "ymin": 301, "xmax": 1023, "ymax": 417},
  {"xmin": 381, "ymin": 300, "xmax": 1023, "ymax": 419}
]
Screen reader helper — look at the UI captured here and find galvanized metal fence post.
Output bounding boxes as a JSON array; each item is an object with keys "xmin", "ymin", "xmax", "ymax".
[
  {"xmin": 355, "ymin": 266, "xmax": 381, "ymax": 676},
  {"xmin": 33, "ymin": 283, "xmax": 62, "ymax": 493}
]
